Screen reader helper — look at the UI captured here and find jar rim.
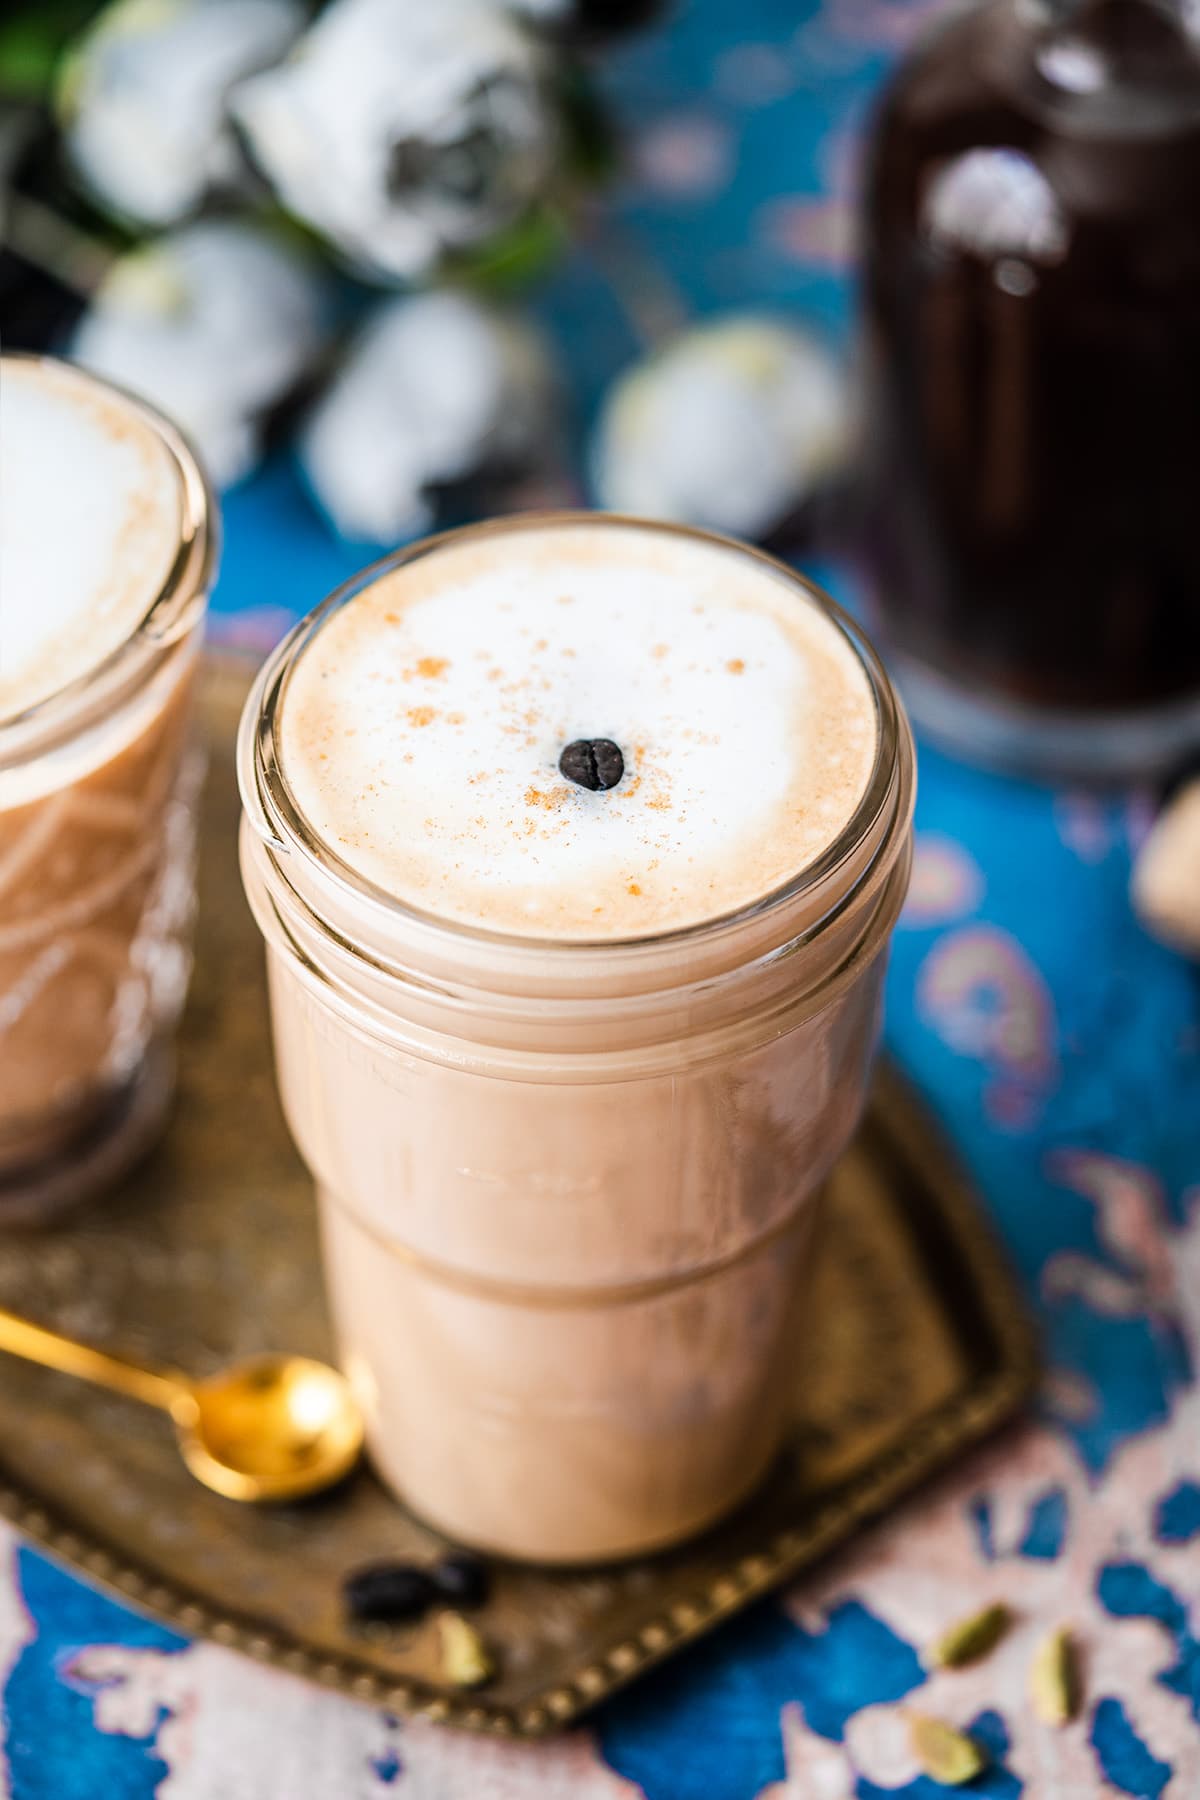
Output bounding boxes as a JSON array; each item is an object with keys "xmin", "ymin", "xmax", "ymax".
[
  {"xmin": 0, "ymin": 352, "xmax": 218, "ymax": 769},
  {"xmin": 240, "ymin": 511, "xmax": 912, "ymax": 966}
]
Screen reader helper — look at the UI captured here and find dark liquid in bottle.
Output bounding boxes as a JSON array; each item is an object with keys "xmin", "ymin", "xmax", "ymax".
[{"xmin": 859, "ymin": 0, "xmax": 1200, "ymax": 736}]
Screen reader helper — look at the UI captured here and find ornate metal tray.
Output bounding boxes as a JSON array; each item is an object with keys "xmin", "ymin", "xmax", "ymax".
[{"xmin": 0, "ymin": 656, "xmax": 1036, "ymax": 1738}]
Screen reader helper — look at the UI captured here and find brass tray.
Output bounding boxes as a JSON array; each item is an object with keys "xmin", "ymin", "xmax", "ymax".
[{"xmin": 0, "ymin": 656, "xmax": 1036, "ymax": 1738}]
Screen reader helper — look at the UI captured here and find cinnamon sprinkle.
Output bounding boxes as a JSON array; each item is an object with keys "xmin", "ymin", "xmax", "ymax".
[{"xmin": 524, "ymin": 785, "xmax": 568, "ymax": 811}]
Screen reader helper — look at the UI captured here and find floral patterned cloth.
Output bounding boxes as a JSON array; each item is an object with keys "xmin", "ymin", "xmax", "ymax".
[{"xmin": 3, "ymin": 1, "xmax": 1198, "ymax": 1793}]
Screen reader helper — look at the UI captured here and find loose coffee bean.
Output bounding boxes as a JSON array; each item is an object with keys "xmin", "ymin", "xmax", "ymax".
[
  {"xmin": 559, "ymin": 737, "xmax": 625, "ymax": 791},
  {"xmin": 432, "ymin": 1550, "xmax": 491, "ymax": 1608},
  {"xmin": 343, "ymin": 1562, "xmax": 437, "ymax": 1623}
]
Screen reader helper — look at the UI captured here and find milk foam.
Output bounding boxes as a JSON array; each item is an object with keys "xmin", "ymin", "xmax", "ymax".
[
  {"xmin": 279, "ymin": 521, "xmax": 877, "ymax": 939},
  {"xmin": 0, "ymin": 356, "xmax": 182, "ymax": 720}
]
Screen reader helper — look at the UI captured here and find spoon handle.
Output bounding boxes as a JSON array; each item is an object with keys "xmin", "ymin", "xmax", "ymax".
[{"xmin": 0, "ymin": 1305, "xmax": 182, "ymax": 1413}]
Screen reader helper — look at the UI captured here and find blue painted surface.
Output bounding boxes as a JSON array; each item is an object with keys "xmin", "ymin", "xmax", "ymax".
[
  {"xmin": 5, "ymin": 1551, "xmax": 187, "ymax": 1800},
  {"xmin": 595, "ymin": 1601, "xmax": 924, "ymax": 1799},
  {"xmin": 1092, "ymin": 1698, "xmax": 1173, "ymax": 1800},
  {"xmin": 1018, "ymin": 1488, "xmax": 1069, "ymax": 1561},
  {"xmin": 1099, "ymin": 1562, "xmax": 1200, "ymax": 1730},
  {"xmin": 1155, "ymin": 1481, "xmax": 1200, "ymax": 1547}
]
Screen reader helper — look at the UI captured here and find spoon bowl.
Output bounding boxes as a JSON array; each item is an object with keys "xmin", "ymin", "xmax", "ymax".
[
  {"xmin": 172, "ymin": 1354, "xmax": 365, "ymax": 1503},
  {"xmin": 0, "ymin": 1305, "xmax": 365, "ymax": 1503}
]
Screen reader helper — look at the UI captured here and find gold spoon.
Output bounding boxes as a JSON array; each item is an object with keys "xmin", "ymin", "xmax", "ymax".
[{"xmin": 0, "ymin": 1306, "xmax": 363, "ymax": 1502}]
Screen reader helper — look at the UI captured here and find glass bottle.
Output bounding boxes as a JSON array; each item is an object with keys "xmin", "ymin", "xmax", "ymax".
[{"xmin": 858, "ymin": 0, "xmax": 1200, "ymax": 776}]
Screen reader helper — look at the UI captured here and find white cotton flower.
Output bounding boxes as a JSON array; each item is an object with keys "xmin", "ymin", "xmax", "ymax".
[
  {"xmin": 58, "ymin": 0, "xmax": 304, "ymax": 228},
  {"xmin": 591, "ymin": 316, "xmax": 848, "ymax": 541},
  {"xmin": 300, "ymin": 289, "xmax": 560, "ymax": 543},
  {"xmin": 71, "ymin": 218, "xmax": 327, "ymax": 487},
  {"xmin": 231, "ymin": 0, "xmax": 560, "ymax": 285}
]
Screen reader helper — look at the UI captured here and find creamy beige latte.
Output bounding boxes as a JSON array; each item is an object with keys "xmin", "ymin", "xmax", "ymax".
[
  {"xmin": 240, "ymin": 516, "xmax": 913, "ymax": 1561},
  {"xmin": 278, "ymin": 522, "xmax": 877, "ymax": 937},
  {"xmin": 0, "ymin": 355, "xmax": 214, "ymax": 1219}
]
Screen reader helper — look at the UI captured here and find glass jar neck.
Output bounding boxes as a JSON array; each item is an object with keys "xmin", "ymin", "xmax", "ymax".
[
  {"xmin": 237, "ymin": 516, "xmax": 916, "ymax": 1058},
  {"xmin": 240, "ymin": 815, "xmax": 913, "ymax": 1071},
  {"xmin": 1005, "ymin": 0, "xmax": 1200, "ymax": 130}
]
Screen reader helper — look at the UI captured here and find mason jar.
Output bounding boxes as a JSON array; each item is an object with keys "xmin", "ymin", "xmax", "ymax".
[
  {"xmin": 0, "ymin": 354, "xmax": 217, "ymax": 1222},
  {"xmin": 238, "ymin": 517, "xmax": 915, "ymax": 1563}
]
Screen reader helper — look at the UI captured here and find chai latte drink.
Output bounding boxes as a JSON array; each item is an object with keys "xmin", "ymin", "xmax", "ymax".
[
  {"xmin": 0, "ymin": 355, "xmax": 215, "ymax": 1220},
  {"xmin": 239, "ymin": 516, "xmax": 914, "ymax": 1562}
]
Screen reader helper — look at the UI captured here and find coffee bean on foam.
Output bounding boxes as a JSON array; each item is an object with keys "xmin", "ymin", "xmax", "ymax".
[{"xmin": 278, "ymin": 520, "xmax": 877, "ymax": 940}]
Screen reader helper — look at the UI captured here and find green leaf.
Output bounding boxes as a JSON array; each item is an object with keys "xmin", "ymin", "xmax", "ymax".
[
  {"xmin": 448, "ymin": 203, "xmax": 569, "ymax": 296},
  {"xmin": 556, "ymin": 60, "xmax": 619, "ymax": 184},
  {"xmin": 0, "ymin": 2, "xmax": 98, "ymax": 100}
]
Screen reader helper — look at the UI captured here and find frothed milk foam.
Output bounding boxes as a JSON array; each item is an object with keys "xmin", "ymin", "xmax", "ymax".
[
  {"xmin": 279, "ymin": 522, "xmax": 876, "ymax": 938},
  {"xmin": 0, "ymin": 356, "xmax": 208, "ymax": 1217},
  {"xmin": 1, "ymin": 357, "xmax": 181, "ymax": 719},
  {"xmin": 245, "ymin": 517, "xmax": 911, "ymax": 1562}
]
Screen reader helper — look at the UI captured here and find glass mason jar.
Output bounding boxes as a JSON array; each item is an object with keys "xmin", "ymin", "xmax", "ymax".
[
  {"xmin": 0, "ymin": 356, "xmax": 217, "ymax": 1222},
  {"xmin": 858, "ymin": 0, "xmax": 1200, "ymax": 777},
  {"xmin": 238, "ymin": 517, "xmax": 915, "ymax": 1564}
]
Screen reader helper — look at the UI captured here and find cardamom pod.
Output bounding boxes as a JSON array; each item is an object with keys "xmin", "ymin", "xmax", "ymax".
[
  {"xmin": 908, "ymin": 1712, "xmax": 987, "ymax": 1785},
  {"xmin": 927, "ymin": 1602, "xmax": 1011, "ymax": 1669},
  {"xmin": 437, "ymin": 1611, "xmax": 495, "ymax": 1689},
  {"xmin": 1030, "ymin": 1625, "xmax": 1077, "ymax": 1726}
]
